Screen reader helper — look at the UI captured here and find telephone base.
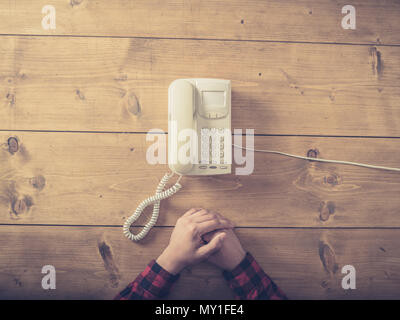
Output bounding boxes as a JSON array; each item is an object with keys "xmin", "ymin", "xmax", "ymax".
[{"xmin": 169, "ymin": 164, "xmax": 231, "ymax": 175}]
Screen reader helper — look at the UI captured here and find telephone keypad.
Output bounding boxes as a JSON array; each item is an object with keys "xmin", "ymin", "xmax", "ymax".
[{"xmin": 200, "ymin": 127, "xmax": 227, "ymax": 166}]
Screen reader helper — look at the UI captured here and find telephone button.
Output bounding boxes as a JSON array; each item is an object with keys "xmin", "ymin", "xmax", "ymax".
[
  {"xmin": 209, "ymin": 166, "xmax": 217, "ymax": 169},
  {"xmin": 220, "ymin": 166, "xmax": 228, "ymax": 169},
  {"xmin": 199, "ymin": 165, "xmax": 207, "ymax": 169}
]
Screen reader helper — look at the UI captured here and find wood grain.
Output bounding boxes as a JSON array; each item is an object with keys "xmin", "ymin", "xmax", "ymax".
[
  {"xmin": 1, "ymin": 0, "xmax": 400, "ymax": 301},
  {"xmin": 0, "ymin": 225, "xmax": 399, "ymax": 300},
  {"xmin": 1, "ymin": 0, "xmax": 400, "ymax": 45},
  {"xmin": 1, "ymin": 131, "xmax": 399, "ymax": 227},
  {"xmin": 1, "ymin": 36, "xmax": 400, "ymax": 136}
]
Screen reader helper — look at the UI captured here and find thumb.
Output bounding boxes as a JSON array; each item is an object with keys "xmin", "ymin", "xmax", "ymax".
[{"xmin": 197, "ymin": 232, "xmax": 226, "ymax": 259}]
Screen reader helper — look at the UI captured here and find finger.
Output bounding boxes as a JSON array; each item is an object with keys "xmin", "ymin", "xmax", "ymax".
[
  {"xmin": 191, "ymin": 210, "xmax": 226, "ymax": 223},
  {"xmin": 189, "ymin": 208, "xmax": 210, "ymax": 219},
  {"xmin": 196, "ymin": 232, "xmax": 226, "ymax": 259},
  {"xmin": 202, "ymin": 229, "xmax": 224, "ymax": 243},
  {"xmin": 193, "ymin": 215, "xmax": 217, "ymax": 224},
  {"xmin": 191, "ymin": 211, "xmax": 216, "ymax": 223},
  {"xmin": 195, "ymin": 215, "xmax": 233, "ymax": 228},
  {"xmin": 183, "ymin": 208, "xmax": 203, "ymax": 217},
  {"xmin": 197, "ymin": 218, "xmax": 234, "ymax": 235},
  {"xmin": 193, "ymin": 208, "xmax": 209, "ymax": 215}
]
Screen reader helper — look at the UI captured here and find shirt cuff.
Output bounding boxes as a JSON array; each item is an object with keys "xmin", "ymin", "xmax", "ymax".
[
  {"xmin": 116, "ymin": 259, "xmax": 180, "ymax": 299},
  {"xmin": 222, "ymin": 252, "xmax": 257, "ymax": 281},
  {"xmin": 222, "ymin": 252, "xmax": 287, "ymax": 300},
  {"xmin": 139, "ymin": 260, "xmax": 180, "ymax": 298}
]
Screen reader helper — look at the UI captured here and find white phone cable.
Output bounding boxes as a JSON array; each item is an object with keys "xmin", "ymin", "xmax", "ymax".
[
  {"xmin": 123, "ymin": 172, "xmax": 182, "ymax": 241},
  {"xmin": 233, "ymin": 144, "xmax": 400, "ymax": 172}
]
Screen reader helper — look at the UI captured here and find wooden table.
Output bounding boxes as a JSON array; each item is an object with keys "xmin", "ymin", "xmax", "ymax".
[{"xmin": 1, "ymin": 0, "xmax": 400, "ymax": 299}]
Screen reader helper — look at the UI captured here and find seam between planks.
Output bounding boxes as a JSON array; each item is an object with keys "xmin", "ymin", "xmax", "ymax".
[
  {"xmin": 0, "ymin": 33, "xmax": 400, "ymax": 47},
  {"xmin": 1, "ymin": 224, "xmax": 400, "ymax": 230},
  {"xmin": 1, "ymin": 129, "xmax": 400, "ymax": 139}
]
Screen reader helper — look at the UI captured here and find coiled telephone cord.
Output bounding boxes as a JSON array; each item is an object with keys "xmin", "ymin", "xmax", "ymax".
[{"xmin": 123, "ymin": 172, "xmax": 182, "ymax": 242}]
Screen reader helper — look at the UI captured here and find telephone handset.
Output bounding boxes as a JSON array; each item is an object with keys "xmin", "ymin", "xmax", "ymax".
[
  {"xmin": 168, "ymin": 79, "xmax": 195, "ymax": 174},
  {"xmin": 124, "ymin": 79, "xmax": 232, "ymax": 241}
]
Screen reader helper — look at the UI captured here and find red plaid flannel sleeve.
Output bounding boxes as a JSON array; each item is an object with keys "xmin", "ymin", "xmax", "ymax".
[
  {"xmin": 114, "ymin": 260, "xmax": 179, "ymax": 300},
  {"xmin": 222, "ymin": 252, "xmax": 288, "ymax": 300}
]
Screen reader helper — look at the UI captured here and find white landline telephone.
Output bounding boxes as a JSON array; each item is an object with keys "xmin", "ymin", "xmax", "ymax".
[
  {"xmin": 122, "ymin": 78, "xmax": 400, "ymax": 242},
  {"xmin": 123, "ymin": 79, "xmax": 232, "ymax": 241}
]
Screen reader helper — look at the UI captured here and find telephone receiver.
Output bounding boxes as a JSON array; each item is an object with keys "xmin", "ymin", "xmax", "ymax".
[
  {"xmin": 123, "ymin": 78, "xmax": 232, "ymax": 242},
  {"xmin": 168, "ymin": 78, "xmax": 232, "ymax": 175}
]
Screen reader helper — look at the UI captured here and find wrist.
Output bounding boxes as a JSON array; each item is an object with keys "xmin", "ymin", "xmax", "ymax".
[
  {"xmin": 225, "ymin": 249, "xmax": 246, "ymax": 271},
  {"xmin": 156, "ymin": 248, "xmax": 186, "ymax": 275}
]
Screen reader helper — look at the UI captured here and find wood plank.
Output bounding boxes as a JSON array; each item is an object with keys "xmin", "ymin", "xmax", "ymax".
[
  {"xmin": 1, "ymin": 131, "xmax": 400, "ymax": 227},
  {"xmin": 1, "ymin": 37, "xmax": 400, "ymax": 136},
  {"xmin": 0, "ymin": 225, "xmax": 399, "ymax": 299},
  {"xmin": 1, "ymin": 1, "xmax": 400, "ymax": 45}
]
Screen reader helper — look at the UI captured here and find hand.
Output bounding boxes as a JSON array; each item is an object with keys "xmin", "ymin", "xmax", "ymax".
[
  {"xmin": 156, "ymin": 208, "xmax": 234, "ymax": 274},
  {"xmin": 203, "ymin": 227, "xmax": 246, "ymax": 271}
]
